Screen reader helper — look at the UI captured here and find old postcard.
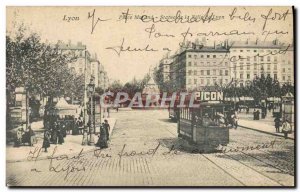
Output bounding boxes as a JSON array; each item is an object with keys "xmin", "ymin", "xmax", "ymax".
[{"xmin": 6, "ymin": 6, "xmax": 295, "ymax": 187}]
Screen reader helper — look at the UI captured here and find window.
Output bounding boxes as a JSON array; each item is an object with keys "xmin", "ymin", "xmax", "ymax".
[
  {"xmin": 220, "ymin": 70, "xmax": 223, "ymax": 75},
  {"xmin": 194, "ymin": 79, "xmax": 197, "ymax": 84},
  {"xmin": 194, "ymin": 62, "xmax": 197, "ymax": 66},
  {"xmin": 274, "ymin": 65, "xmax": 277, "ymax": 70},
  {"xmin": 207, "ymin": 62, "xmax": 210, "ymax": 66},
  {"xmin": 267, "ymin": 64, "xmax": 271, "ymax": 70},
  {"xmin": 188, "ymin": 62, "xmax": 192, "ymax": 66},
  {"xmin": 194, "ymin": 70, "xmax": 197, "ymax": 75},
  {"xmin": 282, "ymin": 68, "xmax": 285, "ymax": 73},
  {"xmin": 254, "ymin": 63, "xmax": 257, "ymax": 70},
  {"xmin": 267, "ymin": 56, "xmax": 270, "ymax": 62},
  {"xmin": 188, "ymin": 79, "xmax": 192, "ymax": 84},
  {"xmin": 254, "ymin": 56, "xmax": 257, "ymax": 62},
  {"xmin": 288, "ymin": 76, "xmax": 291, "ymax": 81},
  {"xmin": 225, "ymin": 62, "xmax": 228, "ymax": 66},
  {"xmin": 213, "ymin": 70, "xmax": 216, "ymax": 75},
  {"xmin": 225, "ymin": 79, "xmax": 228, "ymax": 84},
  {"xmin": 207, "ymin": 79, "xmax": 210, "ymax": 85},
  {"xmin": 188, "ymin": 70, "xmax": 192, "ymax": 75},
  {"xmin": 247, "ymin": 64, "xmax": 250, "ymax": 70},
  {"xmin": 282, "ymin": 76, "xmax": 285, "ymax": 81},
  {"xmin": 247, "ymin": 50, "xmax": 250, "ymax": 52},
  {"xmin": 201, "ymin": 55, "xmax": 204, "ymax": 58},
  {"xmin": 247, "ymin": 57, "xmax": 250, "ymax": 61},
  {"xmin": 225, "ymin": 70, "xmax": 229, "ymax": 76},
  {"xmin": 188, "ymin": 54, "xmax": 192, "ymax": 58},
  {"xmin": 207, "ymin": 55, "xmax": 210, "ymax": 58},
  {"xmin": 213, "ymin": 79, "xmax": 216, "ymax": 84},
  {"xmin": 254, "ymin": 50, "xmax": 257, "ymax": 52},
  {"xmin": 200, "ymin": 62, "xmax": 204, "ymax": 65},
  {"xmin": 201, "ymin": 70, "xmax": 204, "ymax": 75},
  {"xmin": 288, "ymin": 60, "xmax": 291, "ymax": 64},
  {"xmin": 260, "ymin": 56, "xmax": 264, "ymax": 62},
  {"xmin": 274, "ymin": 56, "xmax": 277, "ymax": 62},
  {"xmin": 213, "ymin": 55, "xmax": 216, "ymax": 58},
  {"xmin": 240, "ymin": 64, "xmax": 243, "ymax": 70},
  {"xmin": 247, "ymin": 74, "xmax": 250, "ymax": 79},
  {"xmin": 194, "ymin": 55, "xmax": 197, "ymax": 59},
  {"xmin": 274, "ymin": 74, "xmax": 277, "ymax": 80},
  {"xmin": 240, "ymin": 73, "xmax": 243, "ymax": 79},
  {"xmin": 201, "ymin": 79, "xmax": 204, "ymax": 84},
  {"xmin": 240, "ymin": 50, "xmax": 243, "ymax": 52},
  {"xmin": 207, "ymin": 70, "xmax": 210, "ymax": 75}
]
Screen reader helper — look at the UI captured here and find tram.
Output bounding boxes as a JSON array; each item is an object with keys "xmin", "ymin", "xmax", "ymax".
[{"xmin": 177, "ymin": 91, "xmax": 231, "ymax": 150}]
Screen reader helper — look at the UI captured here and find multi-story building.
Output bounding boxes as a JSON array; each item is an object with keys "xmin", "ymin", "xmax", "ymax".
[
  {"xmin": 160, "ymin": 39, "xmax": 294, "ymax": 90},
  {"xmin": 280, "ymin": 45, "xmax": 294, "ymax": 85},
  {"xmin": 159, "ymin": 56, "xmax": 173, "ymax": 82},
  {"xmin": 229, "ymin": 40, "xmax": 292, "ymax": 86},
  {"xmin": 170, "ymin": 42, "xmax": 230, "ymax": 91},
  {"xmin": 57, "ymin": 41, "xmax": 109, "ymax": 89}
]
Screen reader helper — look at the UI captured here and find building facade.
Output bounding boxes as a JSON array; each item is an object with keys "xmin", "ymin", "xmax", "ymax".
[
  {"xmin": 229, "ymin": 40, "xmax": 293, "ymax": 87},
  {"xmin": 160, "ymin": 39, "xmax": 294, "ymax": 91},
  {"xmin": 169, "ymin": 43, "xmax": 230, "ymax": 91},
  {"xmin": 57, "ymin": 41, "xmax": 109, "ymax": 90}
]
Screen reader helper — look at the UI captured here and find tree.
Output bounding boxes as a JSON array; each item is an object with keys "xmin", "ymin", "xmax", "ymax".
[{"xmin": 6, "ymin": 23, "xmax": 79, "ymax": 104}]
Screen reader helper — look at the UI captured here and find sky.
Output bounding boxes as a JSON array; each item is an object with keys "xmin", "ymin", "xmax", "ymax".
[{"xmin": 6, "ymin": 6, "xmax": 293, "ymax": 84}]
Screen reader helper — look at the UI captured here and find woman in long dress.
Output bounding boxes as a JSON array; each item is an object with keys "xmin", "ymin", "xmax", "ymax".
[
  {"xmin": 42, "ymin": 130, "xmax": 51, "ymax": 152},
  {"xmin": 96, "ymin": 123, "xmax": 108, "ymax": 148}
]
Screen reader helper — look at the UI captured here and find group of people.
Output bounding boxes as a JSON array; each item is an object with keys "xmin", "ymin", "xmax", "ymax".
[
  {"xmin": 81, "ymin": 119, "xmax": 111, "ymax": 148},
  {"xmin": 42, "ymin": 117, "xmax": 67, "ymax": 152},
  {"xmin": 274, "ymin": 117, "xmax": 292, "ymax": 139},
  {"xmin": 15, "ymin": 126, "xmax": 36, "ymax": 147}
]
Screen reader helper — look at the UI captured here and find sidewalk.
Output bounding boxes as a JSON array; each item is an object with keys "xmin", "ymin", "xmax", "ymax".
[
  {"xmin": 6, "ymin": 118, "xmax": 117, "ymax": 163},
  {"xmin": 238, "ymin": 113, "xmax": 294, "ymax": 140}
]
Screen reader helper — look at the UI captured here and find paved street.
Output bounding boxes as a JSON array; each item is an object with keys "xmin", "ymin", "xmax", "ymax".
[{"xmin": 6, "ymin": 109, "xmax": 294, "ymax": 186}]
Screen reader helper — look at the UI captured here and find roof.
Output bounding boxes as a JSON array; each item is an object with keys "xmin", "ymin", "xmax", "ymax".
[{"xmin": 230, "ymin": 40, "xmax": 282, "ymax": 49}]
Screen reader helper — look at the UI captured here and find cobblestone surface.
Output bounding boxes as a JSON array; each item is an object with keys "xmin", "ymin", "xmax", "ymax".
[{"xmin": 6, "ymin": 109, "xmax": 295, "ymax": 187}]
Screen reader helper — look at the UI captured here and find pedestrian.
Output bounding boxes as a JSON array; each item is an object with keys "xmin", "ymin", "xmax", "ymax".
[
  {"xmin": 103, "ymin": 119, "xmax": 111, "ymax": 141},
  {"xmin": 28, "ymin": 125, "xmax": 36, "ymax": 146},
  {"xmin": 107, "ymin": 107, "xmax": 110, "ymax": 118},
  {"xmin": 82, "ymin": 130, "xmax": 88, "ymax": 145},
  {"xmin": 282, "ymin": 119, "xmax": 292, "ymax": 139},
  {"xmin": 246, "ymin": 106, "xmax": 249, "ymax": 114},
  {"xmin": 232, "ymin": 112, "xmax": 238, "ymax": 129},
  {"xmin": 274, "ymin": 116, "xmax": 281, "ymax": 133},
  {"xmin": 96, "ymin": 124, "xmax": 108, "ymax": 148},
  {"xmin": 51, "ymin": 122, "xmax": 58, "ymax": 144},
  {"xmin": 57, "ymin": 127, "xmax": 64, "ymax": 144},
  {"xmin": 42, "ymin": 130, "xmax": 51, "ymax": 152},
  {"xmin": 15, "ymin": 128, "xmax": 23, "ymax": 147}
]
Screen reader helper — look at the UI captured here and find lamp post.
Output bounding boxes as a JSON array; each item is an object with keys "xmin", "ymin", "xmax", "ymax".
[{"xmin": 87, "ymin": 77, "xmax": 95, "ymax": 145}]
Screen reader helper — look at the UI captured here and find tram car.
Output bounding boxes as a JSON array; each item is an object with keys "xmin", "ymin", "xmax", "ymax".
[{"xmin": 177, "ymin": 90, "xmax": 231, "ymax": 151}]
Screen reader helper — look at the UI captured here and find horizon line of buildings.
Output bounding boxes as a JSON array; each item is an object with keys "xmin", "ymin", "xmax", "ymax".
[{"xmin": 158, "ymin": 38, "xmax": 294, "ymax": 91}]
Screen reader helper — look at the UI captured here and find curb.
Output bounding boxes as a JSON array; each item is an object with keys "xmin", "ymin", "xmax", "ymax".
[{"xmin": 238, "ymin": 125, "xmax": 294, "ymax": 140}]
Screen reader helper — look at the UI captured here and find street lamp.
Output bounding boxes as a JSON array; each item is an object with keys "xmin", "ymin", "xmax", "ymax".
[{"xmin": 87, "ymin": 77, "xmax": 95, "ymax": 145}]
